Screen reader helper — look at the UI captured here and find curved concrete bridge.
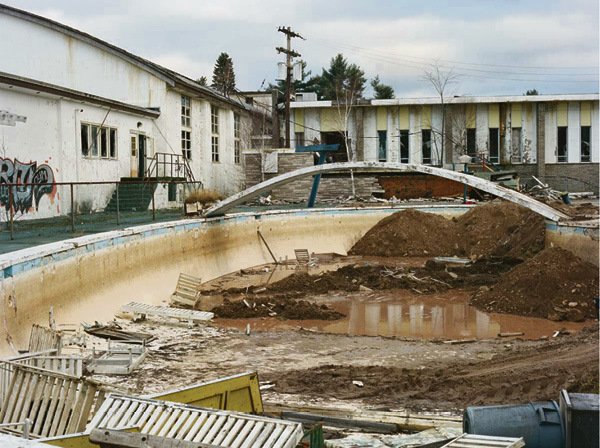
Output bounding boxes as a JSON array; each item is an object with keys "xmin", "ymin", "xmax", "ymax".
[{"xmin": 204, "ymin": 162, "xmax": 569, "ymax": 222}]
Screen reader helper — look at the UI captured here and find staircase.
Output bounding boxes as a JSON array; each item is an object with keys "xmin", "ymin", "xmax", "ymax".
[{"xmin": 105, "ymin": 179, "xmax": 157, "ymax": 212}]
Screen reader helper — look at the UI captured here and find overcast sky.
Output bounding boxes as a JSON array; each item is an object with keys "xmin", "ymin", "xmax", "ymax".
[{"xmin": 5, "ymin": 0, "xmax": 599, "ymax": 98}]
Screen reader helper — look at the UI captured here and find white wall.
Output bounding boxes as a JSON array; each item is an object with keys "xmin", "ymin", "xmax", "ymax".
[
  {"xmin": 545, "ymin": 104, "xmax": 557, "ymax": 163},
  {"xmin": 0, "ymin": 14, "xmax": 166, "ymax": 107},
  {"xmin": 363, "ymin": 108, "xmax": 377, "ymax": 161},
  {"xmin": 0, "ymin": 86, "xmax": 156, "ymax": 219},
  {"xmin": 592, "ymin": 103, "xmax": 599, "ymax": 163},
  {"xmin": 567, "ymin": 102, "xmax": 580, "ymax": 163}
]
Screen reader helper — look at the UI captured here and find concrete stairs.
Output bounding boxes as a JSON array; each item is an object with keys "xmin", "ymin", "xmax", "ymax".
[{"xmin": 105, "ymin": 179, "xmax": 157, "ymax": 212}]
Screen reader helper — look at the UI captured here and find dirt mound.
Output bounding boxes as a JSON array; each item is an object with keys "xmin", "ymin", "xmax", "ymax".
[
  {"xmin": 349, "ymin": 209, "xmax": 460, "ymax": 257},
  {"xmin": 457, "ymin": 201, "xmax": 545, "ymax": 259},
  {"xmin": 212, "ymin": 297, "xmax": 344, "ymax": 320},
  {"xmin": 261, "ymin": 259, "xmax": 519, "ymax": 297},
  {"xmin": 470, "ymin": 247, "xmax": 599, "ymax": 321},
  {"xmin": 265, "ymin": 326, "xmax": 599, "ymax": 411},
  {"xmin": 349, "ymin": 201, "xmax": 545, "ymax": 260}
]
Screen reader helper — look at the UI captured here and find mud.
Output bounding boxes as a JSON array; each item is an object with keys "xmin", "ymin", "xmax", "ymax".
[
  {"xmin": 212, "ymin": 296, "xmax": 344, "ymax": 320},
  {"xmin": 264, "ymin": 326, "xmax": 599, "ymax": 412},
  {"xmin": 471, "ymin": 247, "xmax": 599, "ymax": 321},
  {"xmin": 349, "ymin": 201, "xmax": 545, "ymax": 260}
]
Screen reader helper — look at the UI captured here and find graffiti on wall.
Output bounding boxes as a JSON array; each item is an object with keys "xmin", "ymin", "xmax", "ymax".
[{"xmin": 0, "ymin": 158, "xmax": 56, "ymax": 214}]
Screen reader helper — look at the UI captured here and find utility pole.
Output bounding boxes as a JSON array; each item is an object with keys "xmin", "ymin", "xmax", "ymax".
[{"xmin": 276, "ymin": 26, "xmax": 304, "ymax": 148}]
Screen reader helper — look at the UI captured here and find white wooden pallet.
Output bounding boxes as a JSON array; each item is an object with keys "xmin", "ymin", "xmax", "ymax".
[
  {"xmin": 0, "ymin": 364, "xmax": 97, "ymax": 438},
  {"xmin": 121, "ymin": 301, "xmax": 213, "ymax": 325},
  {"xmin": 441, "ymin": 433, "xmax": 525, "ymax": 448},
  {"xmin": 28, "ymin": 325, "xmax": 62, "ymax": 354},
  {"xmin": 86, "ymin": 342, "xmax": 146, "ymax": 375},
  {"xmin": 170, "ymin": 273, "xmax": 203, "ymax": 307},
  {"xmin": 87, "ymin": 393, "xmax": 303, "ymax": 448}
]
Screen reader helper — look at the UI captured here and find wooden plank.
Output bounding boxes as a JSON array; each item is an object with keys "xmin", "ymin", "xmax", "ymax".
[
  {"xmin": 194, "ymin": 413, "xmax": 218, "ymax": 442},
  {"xmin": 55, "ymin": 380, "xmax": 79, "ymax": 436},
  {"xmin": 239, "ymin": 421, "xmax": 265, "ymax": 448},
  {"xmin": 183, "ymin": 411, "xmax": 208, "ymax": 441},
  {"xmin": 211, "ymin": 415, "xmax": 237, "ymax": 445}
]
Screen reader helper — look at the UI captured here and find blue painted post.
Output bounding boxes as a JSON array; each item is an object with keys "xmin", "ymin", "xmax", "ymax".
[{"xmin": 307, "ymin": 152, "xmax": 327, "ymax": 208}]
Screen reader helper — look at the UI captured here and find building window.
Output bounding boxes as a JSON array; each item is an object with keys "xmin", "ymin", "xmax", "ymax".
[
  {"xmin": 81, "ymin": 123, "xmax": 117, "ymax": 159},
  {"xmin": 557, "ymin": 127, "xmax": 568, "ymax": 162},
  {"xmin": 581, "ymin": 126, "xmax": 591, "ymax": 162},
  {"xmin": 211, "ymin": 105, "xmax": 219, "ymax": 163},
  {"xmin": 489, "ymin": 128, "xmax": 499, "ymax": 164},
  {"xmin": 181, "ymin": 130, "xmax": 191, "ymax": 159},
  {"xmin": 511, "ymin": 127, "xmax": 522, "ymax": 162},
  {"xmin": 295, "ymin": 132, "xmax": 305, "ymax": 149},
  {"xmin": 181, "ymin": 95, "xmax": 191, "ymax": 127},
  {"xmin": 421, "ymin": 129, "xmax": 431, "ymax": 164},
  {"xmin": 400, "ymin": 130, "xmax": 409, "ymax": 163},
  {"xmin": 466, "ymin": 128, "xmax": 476, "ymax": 154},
  {"xmin": 234, "ymin": 113, "xmax": 241, "ymax": 164},
  {"xmin": 378, "ymin": 130, "xmax": 387, "ymax": 161}
]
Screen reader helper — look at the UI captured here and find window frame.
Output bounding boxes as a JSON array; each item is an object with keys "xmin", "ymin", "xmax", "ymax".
[
  {"xmin": 211, "ymin": 105, "xmax": 220, "ymax": 163},
  {"xmin": 377, "ymin": 130, "xmax": 387, "ymax": 162},
  {"xmin": 466, "ymin": 128, "xmax": 476, "ymax": 155},
  {"xmin": 557, "ymin": 126, "xmax": 568, "ymax": 163},
  {"xmin": 181, "ymin": 130, "xmax": 192, "ymax": 160},
  {"xmin": 399, "ymin": 130, "xmax": 409, "ymax": 163},
  {"xmin": 234, "ymin": 113, "xmax": 241, "ymax": 164},
  {"xmin": 421, "ymin": 129, "xmax": 432, "ymax": 165},
  {"xmin": 489, "ymin": 128, "xmax": 499, "ymax": 164},
  {"xmin": 80, "ymin": 122, "xmax": 118, "ymax": 159},
  {"xmin": 580, "ymin": 126, "xmax": 591, "ymax": 163},
  {"xmin": 181, "ymin": 95, "xmax": 191, "ymax": 128}
]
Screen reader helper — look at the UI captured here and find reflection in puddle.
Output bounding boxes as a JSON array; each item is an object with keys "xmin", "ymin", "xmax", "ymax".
[
  {"xmin": 215, "ymin": 291, "xmax": 588, "ymax": 340},
  {"xmin": 342, "ymin": 300, "xmax": 498, "ymax": 339}
]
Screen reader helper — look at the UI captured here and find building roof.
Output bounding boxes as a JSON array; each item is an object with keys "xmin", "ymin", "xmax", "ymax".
[
  {"xmin": 291, "ymin": 93, "xmax": 600, "ymax": 108},
  {"xmin": 0, "ymin": 71, "xmax": 161, "ymax": 118},
  {"xmin": 0, "ymin": 3, "xmax": 248, "ymax": 111}
]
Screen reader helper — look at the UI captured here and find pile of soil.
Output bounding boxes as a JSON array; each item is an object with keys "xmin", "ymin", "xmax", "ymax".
[
  {"xmin": 212, "ymin": 297, "xmax": 344, "ymax": 320},
  {"xmin": 264, "ymin": 326, "xmax": 599, "ymax": 412},
  {"xmin": 349, "ymin": 209, "xmax": 460, "ymax": 257},
  {"xmin": 470, "ymin": 247, "xmax": 599, "ymax": 321},
  {"xmin": 263, "ymin": 259, "xmax": 520, "ymax": 296},
  {"xmin": 349, "ymin": 201, "xmax": 545, "ymax": 260}
]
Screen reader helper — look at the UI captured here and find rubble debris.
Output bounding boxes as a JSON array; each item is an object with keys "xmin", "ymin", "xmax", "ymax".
[
  {"xmin": 88, "ymin": 393, "xmax": 304, "ymax": 447},
  {"xmin": 86, "ymin": 340, "xmax": 146, "ymax": 375},
  {"xmin": 121, "ymin": 301, "xmax": 214, "ymax": 326},
  {"xmin": 83, "ymin": 321, "xmax": 156, "ymax": 343},
  {"xmin": 470, "ymin": 247, "xmax": 599, "ymax": 321}
]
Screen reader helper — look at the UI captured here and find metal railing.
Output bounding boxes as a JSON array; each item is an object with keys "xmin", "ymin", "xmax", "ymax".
[
  {"xmin": 0, "ymin": 179, "xmax": 203, "ymax": 247},
  {"xmin": 145, "ymin": 152, "xmax": 196, "ymax": 182}
]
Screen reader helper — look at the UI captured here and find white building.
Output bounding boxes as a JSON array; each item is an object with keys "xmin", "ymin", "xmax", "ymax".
[
  {"xmin": 291, "ymin": 94, "xmax": 599, "ymax": 192},
  {"xmin": 0, "ymin": 4, "xmax": 249, "ymax": 219}
]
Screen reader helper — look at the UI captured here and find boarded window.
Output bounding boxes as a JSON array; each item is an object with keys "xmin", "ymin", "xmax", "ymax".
[
  {"xmin": 400, "ymin": 130, "xmax": 409, "ymax": 163},
  {"xmin": 511, "ymin": 128, "xmax": 522, "ymax": 162},
  {"xmin": 557, "ymin": 127, "xmax": 568, "ymax": 162},
  {"xmin": 581, "ymin": 126, "xmax": 591, "ymax": 162},
  {"xmin": 489, "ymin": 128, "xmax": 499, "ymax": 163},
  {"xmin": 378, "ymin": 130, "xmax": 387, "ymax": 161}
]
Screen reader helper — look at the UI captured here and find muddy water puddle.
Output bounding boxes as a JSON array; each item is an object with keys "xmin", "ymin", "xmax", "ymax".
[
  {"xmin": 203, "ymin": 259, "xmax": 588, "ymax": 340},
  {"xmin": 215, "ymin": 290, "xmax": 587, "ymax": 340}
]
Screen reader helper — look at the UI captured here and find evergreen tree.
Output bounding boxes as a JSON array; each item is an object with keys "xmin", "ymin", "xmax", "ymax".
[
  {"xmin": 196, "ymin": 76, "xmax": 208, "ymax": 86},
  {"xmin": 211, "ymin": 52, "xmax": 236, "ymax": 97},
  {"xmin": 319, "ymin": 54, "xmax": 366, "ymax": 102},
  {"xmin": 525, "ymin": 89, "xmax": 539, "ymax": 95},
  {"xmin": 371, "ymin": 75, "xmax": 395, "ymax": 99}
]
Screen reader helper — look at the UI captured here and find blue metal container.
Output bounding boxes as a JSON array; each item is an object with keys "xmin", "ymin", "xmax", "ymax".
[{"xmin": 463, "ymin": 401, "xmax": 565, "ymax": 448}]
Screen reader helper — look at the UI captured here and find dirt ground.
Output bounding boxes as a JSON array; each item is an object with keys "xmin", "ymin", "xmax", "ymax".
[{"xmin": 94, "ymin": 199, "xmax": 598, "ymax": 422}]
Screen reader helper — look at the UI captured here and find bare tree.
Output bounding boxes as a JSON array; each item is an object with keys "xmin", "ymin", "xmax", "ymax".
[{"xmin": 422, "ymin": 61, "xmax": 459, "ymax": 165}]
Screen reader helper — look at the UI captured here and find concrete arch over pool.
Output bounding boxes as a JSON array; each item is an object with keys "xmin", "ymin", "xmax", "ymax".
[
  {"xmin": 204, "ymin": 162, "xmax": 569, "ymax": 222},
  {"xmin": 0, "ymin": 205, "xmax": 595, "ymax": 356}
]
